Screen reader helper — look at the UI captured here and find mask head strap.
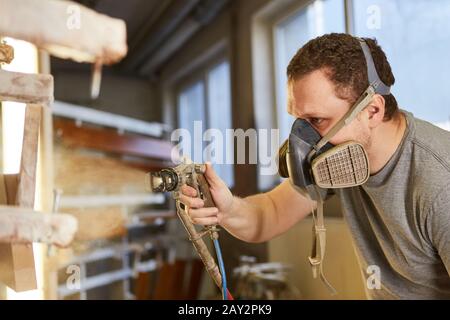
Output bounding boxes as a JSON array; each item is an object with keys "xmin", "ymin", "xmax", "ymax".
[{"xmin": 358, "ymin": 38, "xmax": 391, "ymax": 95}]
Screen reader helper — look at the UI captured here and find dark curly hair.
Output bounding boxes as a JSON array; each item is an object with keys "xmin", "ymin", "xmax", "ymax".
[{"xmin": 287, "ymin": 33, "xmax": 398, "ymax": 121}]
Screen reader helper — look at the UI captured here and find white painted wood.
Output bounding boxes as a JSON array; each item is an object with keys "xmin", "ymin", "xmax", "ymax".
[
  {"xmin": 0, "ymin": 0, "xmax": 127, "ymax": 64},
  {"xmin": 60, "ymin": 193, "xmax": 165, "ymax": 208},
  {"xmin": 58, "ymin": 269, "xmax": 131, "ymax": 297},
  {"xmin": 60, "ymin": 243, "xmax": 143, "ymax": 267},
  {"xmin": 0, "ymin": 206, "xmax": 78, "ymax": 247},
  {"xmin": 57, "ymin": 263, "xmax": 157, "ymax": 297}
]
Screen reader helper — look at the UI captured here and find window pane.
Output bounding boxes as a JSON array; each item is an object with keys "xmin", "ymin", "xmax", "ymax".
[
  {"xmin": 178, "ymin": 82, "xmax": 205, "ymax": 163},
  {"xmin": 207, "ymin": 61, "xmax": 234, "ymax": 187},
  {"xmin": 274, "ymin": 0, "xmax": 346, "ymax": 140},
  {"xmin": 353, "ymin": 0, "xmax": 450, "ymax": 130}
]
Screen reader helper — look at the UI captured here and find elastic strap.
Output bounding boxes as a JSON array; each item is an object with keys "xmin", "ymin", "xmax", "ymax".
[
  {"xmin": 358, "ymin": 38, "xmax": 391, "ymax": 95},
  {"xmin": 308, "ymin": 187, "xmax": 337, "ymax": 295}
]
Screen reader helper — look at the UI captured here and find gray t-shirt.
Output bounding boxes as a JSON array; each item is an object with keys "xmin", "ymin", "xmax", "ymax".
[{"xmin": 335, "ymin": 110, "xmax": 450, "ymax": 299}]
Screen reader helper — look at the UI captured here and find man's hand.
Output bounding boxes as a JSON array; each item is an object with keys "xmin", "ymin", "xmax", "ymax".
[
  {"xmin": 179, "ymin": 162, "xmax": 234, "ymax": 226},
  {"xmin": 179, "ymin": 163, "xmax": 314, "ymax": 243}
]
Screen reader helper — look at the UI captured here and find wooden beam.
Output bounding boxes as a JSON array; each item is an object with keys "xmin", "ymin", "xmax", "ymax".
[
  {"xmin": 135, "ymin": 272, "xmax": 151, "ymax": 300},
  {"xmin": 171, "ymin": 260, "xmax": 187, "ymax": 300},
  {"xmin": 0, "ymin": 69, "xmax": 53, "ymax": 104},
  {"xmin": 0, "ymin": 0, "xmax": 127, "ymax": 65},
  {"xmin": 54, "ymin": 118, "xmax": 174, "ymax": 161},
  {"xmin": 0, "ymin": 105, "xmax": 42, "ymax": 291},
  {"xmin": 153, "ymin": 262, "xmax": 175, "ymax": 300},
  {"xmin": 16, "ymin": 105, "xmax": 41, "ymax": 207},
  {"xmin": 0, "ymin": 206, "xmax": 78, "ymax": 247},
  {"xmin": 186, "ymin": 259, "xmax": 203, "ymax": 299},
  {"xmin": 38, "ymin": 50, "xmax": 59, "ymax": 300}
]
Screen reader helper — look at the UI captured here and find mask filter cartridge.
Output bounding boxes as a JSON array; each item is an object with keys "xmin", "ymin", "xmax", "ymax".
[{"xmin": 311, "ymin": 141, "xmax": 370, "ymax": 189}]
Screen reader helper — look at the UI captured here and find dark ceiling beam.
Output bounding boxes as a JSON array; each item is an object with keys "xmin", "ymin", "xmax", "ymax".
[
  {"xmin": 138, "ymin": 17, "xmax": 200, "ymax": 76},
  {"xmin": 126, "ymin": 0, "xmax": 173, "ymax": 54},
  {"xmin": 120, "ymin": 0, "xmax": 201, "ymax": 72},
  {"xmin": 138, "ymin": 0, "xmax": 230, "ymax": 76}
]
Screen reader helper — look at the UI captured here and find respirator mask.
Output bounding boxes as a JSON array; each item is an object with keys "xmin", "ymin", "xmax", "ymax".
[{"xmin": 278, "ymin": 38, "xmax": 391, "ymax": 294}]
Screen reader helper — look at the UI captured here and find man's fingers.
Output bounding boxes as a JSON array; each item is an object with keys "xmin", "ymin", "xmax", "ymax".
[
  {"xmin": 204, "ymin": 162, "xmax": 223, "ymax": 188},
  {"xmin": 190, "ymin": 215, "xmax": 219, "ymax": 226},
  {"xmin": 181, "ymin": 185, "xmax": 197, "ymax": 197},
  {"xmin": 179, "ymin": 194, "xmax": 204, "ymax": 208},
  {"xmin": 188, "ymin": 207, "xmax": 219, "ymax": 225},
  {"xmin": 188, "ymin": 207, "xmax": 219, "ymax": 220}
]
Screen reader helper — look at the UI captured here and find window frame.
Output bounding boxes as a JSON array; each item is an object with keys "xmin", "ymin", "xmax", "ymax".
[
  {"xmin": 249, "ymin": 0, "xmax": 352, "ymax": 190},
  {"xmin": 271, "ymin": 0, "xmax": 349, "ymax": 139},
  {"xmin": 174, "ymin": 55, "xmax": 229, "ymax": 129},
  {"xmin": 174, "ymin": 56, "xmax": 235, "ymax": 188}
]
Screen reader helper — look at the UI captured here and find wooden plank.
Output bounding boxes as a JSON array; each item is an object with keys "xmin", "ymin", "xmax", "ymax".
[
  {"xmin": 152, "ymin": 262, "xmax": 175, "ymax": 300},
  {"xmin": 54, "ymin": 118, "xmax": 174, "ymax": 160},
  {"xmin": 0, "ymin": 175, "xmax": 22, "ymax": 290},
  {"xmin": 171, "ymin": 260, "xmax": 187, "ymax": 300},
  {"xmin": 186, "ymin": 259, "xmax": 204, "ymax": 299},
  {"xmin": 0, "ymin": 206, "xmax": 78, "ymax": 247},
  {"xmin": 153, "ymin": 260, "xmax": 189, "ymax": 300},
  {"xmin": 38, "ymin": 51, "xmax": 59, "ymax": 300},
  {"xmin": 0, "ymin": 176, "xmax": 12, "ymax": 293},
  {"xmin": 2, "ymin": 174, "xmax": 18, "ymax": 207},
  {"xmin": 14, "ymin": 105, "xmax": 42, "ymax": 291},
  {"xmin": 0, "ymin": 175, "xmax": 7, "ymax": 205},
  {"xmin": 135, "ymin": 272, "xmax": 151, "ymax": 300},
  {"xmin": 0, "ymin": 69, "xmax": 53, "ymax": 104},
  {"xmin": 0, "ymin": 0, "xmax": 127, "ymax": 65},
  {"xmin": 54, "ymin": 143, "xmax": 172, "ymax": 196},
  {"xmin": 16, "ymin": 105, "xmax": 41, "ymax": 207},
  {"xmin": 0, "ymin": 105, "xmax": 42, "ymax": 291}
]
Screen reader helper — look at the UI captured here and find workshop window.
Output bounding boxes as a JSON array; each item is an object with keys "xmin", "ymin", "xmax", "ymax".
[
  {"xmin": 353, "ymin": 0, "xmax": 450, "ymax": 130},
  {"xmin": 178, "ymin": 81, "xmax": 206, "ymax": 139},
  {"xmin": 177, "ymin": 61, "xmax": 234, "ymax": 187},
  {"xmin": 273, "ymin": 0, "xmax": 346, "ymax": 141}
]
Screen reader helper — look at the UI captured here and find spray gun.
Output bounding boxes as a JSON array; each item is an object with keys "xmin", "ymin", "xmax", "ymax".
[{"xmin": 145, "ymin": 159, "xmax": 233, "ymax": 300}]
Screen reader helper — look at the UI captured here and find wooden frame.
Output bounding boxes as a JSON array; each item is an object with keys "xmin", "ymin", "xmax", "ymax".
[
  {"xmin": 0, "ymin": 105, "xmax": 42, "ymax": 291},
  {"xmin": 0, "ymin": 69, "xmax": 53, "ymax": 104},
  {"xmin": 0, "ymin": 0, "xmax": 128, "ymax": 296}
]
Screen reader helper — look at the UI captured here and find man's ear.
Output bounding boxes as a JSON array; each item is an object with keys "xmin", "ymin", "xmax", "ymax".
[{"xmin": 366, "ymin": 94, "xmax": 385, "ymax": 128}]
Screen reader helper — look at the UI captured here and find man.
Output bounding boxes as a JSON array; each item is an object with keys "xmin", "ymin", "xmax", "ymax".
[{"xmin": 179, "ymin": 33, "xmax": 450, "ymax": 299}]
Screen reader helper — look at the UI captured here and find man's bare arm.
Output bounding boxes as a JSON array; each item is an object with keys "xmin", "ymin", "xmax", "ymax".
[{"xmin": 179, "ymin": 164, "xmax": 315, "ymax": 243}]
